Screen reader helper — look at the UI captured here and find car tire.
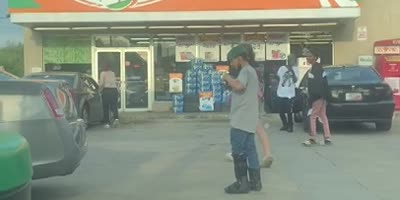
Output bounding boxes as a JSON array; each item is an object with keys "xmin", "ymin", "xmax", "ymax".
[
  {"xmin": 376, "ymin": 120, "xmax": 392, "ymax": 131},
  {"xmin": 81, "ymin": 105, "xmax": 90, "ymax": 129}
]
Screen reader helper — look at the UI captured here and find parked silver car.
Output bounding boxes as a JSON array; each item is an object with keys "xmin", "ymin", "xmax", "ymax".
[{"xmin": 0, "ymin": 80, "xmax": 87, "ymax": 179}]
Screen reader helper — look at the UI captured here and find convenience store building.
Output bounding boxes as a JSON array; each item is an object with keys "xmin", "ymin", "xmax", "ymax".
[{"xmin": 8, "ymin": 0, "xmax": 393, "ymax": 112}]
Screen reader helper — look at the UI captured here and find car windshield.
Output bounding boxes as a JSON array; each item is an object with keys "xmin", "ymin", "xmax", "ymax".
[
  {"xmin": 325, "ymin": 67, "xmax": 382, "ymax": 85},
  {"xmin": 26, "ymin": 75, "xmax": 75, "ymax": 87}
]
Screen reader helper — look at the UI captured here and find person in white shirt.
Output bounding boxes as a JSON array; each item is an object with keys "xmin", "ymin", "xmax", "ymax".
[{"xmin": 276, "ymin": 54, "xmax": 299, "ymax": 132}]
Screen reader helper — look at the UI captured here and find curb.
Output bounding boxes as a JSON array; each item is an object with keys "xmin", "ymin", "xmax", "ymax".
[{"xmin": 119, "ymin": 112, "xmax": 230, "ymax": 124}]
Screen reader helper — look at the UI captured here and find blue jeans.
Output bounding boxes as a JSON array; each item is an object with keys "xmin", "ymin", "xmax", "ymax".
[{"xmin": 230, "ymin": 128, "xmax": 260, "ymax": 169}]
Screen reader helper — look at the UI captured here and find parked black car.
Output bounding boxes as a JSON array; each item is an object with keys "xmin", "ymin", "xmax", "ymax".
[
  {"xmin": 24, "ymin": 72, "xmax": 104, "ymax": 127},
  {"xmin": 294, "ymin": 65, "xmax": 395, "ymax": 131}
]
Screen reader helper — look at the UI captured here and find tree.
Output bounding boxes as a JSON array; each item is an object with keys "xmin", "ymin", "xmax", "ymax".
[{"xmin": 0, "ymin": 41, "xmax": 24, "ymax": 76}]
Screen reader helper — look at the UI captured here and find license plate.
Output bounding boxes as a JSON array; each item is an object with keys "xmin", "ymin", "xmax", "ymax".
[{"xmin": 345, "ymin": 93, "xmax": 363, "ymax": 101}]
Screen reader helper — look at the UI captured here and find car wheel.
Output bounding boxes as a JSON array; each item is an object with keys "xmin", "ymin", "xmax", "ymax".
[
  {"xmin": 294, "ymin": 111, "xmax": 303, "ymax": 123},
  {"xmin": 376, "ymin": 120, "xmax": 392, "ymax": 131},
  {"xmin": 81, "ymin": 105, "xmax": 90, "ymax": 129}
]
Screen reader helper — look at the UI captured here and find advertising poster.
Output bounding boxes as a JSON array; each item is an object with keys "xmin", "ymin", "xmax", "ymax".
[
  {"xmin": 199, "ymin": 35, "xmax": 221, "ymax": 62},
  {"xmin": 169, "ymin": 73, "xmax": 183, "ymax": 93},
  {"xmin": 199, "ymin": 92, "xmax": 214, "ymax": 112},
  {"xmin": 244, "ymin": 34, "xmax": 266, "ymax": 61},
  {"xmin": 216, "ymin": 65, "xmax": 230, "ymax": 74},
  {"xmin": 266, "ymin": 33, "xmax": 289, "ymax": 61},
  {"xmin": 176, "ymin": 36, "xmax": 197, "ymax": 62},
  {"xmin": 221, "ymin": 35, "xmax": 241, "ymax": 61}
]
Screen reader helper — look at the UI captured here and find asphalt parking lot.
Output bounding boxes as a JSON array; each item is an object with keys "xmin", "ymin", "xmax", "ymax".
[{"xmin": 32, "ymin": 116, "xmax": 400, "ymax": 200}]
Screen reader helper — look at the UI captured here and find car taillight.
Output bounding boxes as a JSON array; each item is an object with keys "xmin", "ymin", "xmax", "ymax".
[{"xmin": 43, "ymin": 88, "xmax": 64, "ymax": 120}]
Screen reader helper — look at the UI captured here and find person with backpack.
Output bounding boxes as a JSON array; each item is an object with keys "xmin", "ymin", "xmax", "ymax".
[{"xmin": 276, "ymin": 54, "xmax": 299, "ymax": 133}]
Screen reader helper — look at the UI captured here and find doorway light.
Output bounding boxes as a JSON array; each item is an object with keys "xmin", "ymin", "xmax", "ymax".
[
  {"xmin": 224, "ymin": 24, "xmax": 260, "ymax": 28},
  {"xmin": 149, "ymin": 26, "xmax": 185, "ymax": 29},
  {"xmin": 301, "ymin": 23, "xmax": 337, "ymax": 27},
  {"xmin": 130, "ymin": 38, "xmax": 150, "ymax": 40},
  {"xmin": 262, "ymin": 24, "xmax": 299, "ymax": 27},
  {"xmin": 290, "ymin": 35, "xmax": 312, "ymax": 39},
  {"xmin": 110, "ymin": 26, "xmax": 147, "ymax": 29},
  {"xmin": 137, "ymin": 41, "xmax": 150, "ymax": 44},
  {"xmin": 186, "ymin": 25, "xmax": 223, "ymax": 29},
  {"xmin": 309, "ymin": 38, "xmax": 333, "ymax": 41},
  {"xmin": 71, "ymin": 27, "xmax": 108, "ymax": 30},
  {"xmin": 34, "ymin": 27, "xmax": 71, "ymax": 31}
]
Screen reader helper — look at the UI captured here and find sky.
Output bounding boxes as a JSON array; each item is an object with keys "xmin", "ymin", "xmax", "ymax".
[{"xmin": 0, "ymin": 0, "xmax": 22, "ymax": 47}]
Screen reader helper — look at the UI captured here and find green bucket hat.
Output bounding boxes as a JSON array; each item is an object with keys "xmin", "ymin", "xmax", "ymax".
[{"xmin": 227, "ymin": 45, "xmax": 248, "ymax": 62}]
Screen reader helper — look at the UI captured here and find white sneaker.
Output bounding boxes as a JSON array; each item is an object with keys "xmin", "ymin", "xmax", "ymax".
[
  {"xmin": 302, "ymin": 139, "xmax": 317, "ymax": 146},
  {"xmin": 225, "ymin": 152, "xmax": 233, "ymax": 161},
  {"xmin": 113, "ymin": 119, "xmax": 120, "ymax": 127},
  {"xmin": 104, "ymin": 124, "xmax": 110, "ymax": 128}
]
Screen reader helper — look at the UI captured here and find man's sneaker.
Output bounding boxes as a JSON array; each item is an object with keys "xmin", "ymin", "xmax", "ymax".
[
  {"xmin": 287, "ymin": 127, "xmax": 293, "ymax": 133},
  {"xmin": 324, "ymin": 138, "xmax": 332, "ymax": 145},
  {"xmin": 302, "ymin": 139, "xmax": 317, "ymax": 146},
  {"xmin": 104, "ymin": 124, "xmax": 110, "ymax": 128},
  {"xmin": 225, "ymin": 152, "xmax": 233, "ymax": 161},
  {"xmin": 280, "ymin": 126, "xmax": 288, "ymax": 131}
]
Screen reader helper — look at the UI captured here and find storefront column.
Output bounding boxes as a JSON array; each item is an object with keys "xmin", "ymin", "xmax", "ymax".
[{"xmin": 23, "ymin": 28, "xmax": 43, "ymax": 75}]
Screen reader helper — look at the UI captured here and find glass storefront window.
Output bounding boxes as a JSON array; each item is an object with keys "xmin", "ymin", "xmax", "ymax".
[
  {"xmin": 154, "ymin": 40, "xmax": 177, "ymax": 101},
  {"xmin": 43, "ymin": 35, "xmax": 91, "ymax": 74}
]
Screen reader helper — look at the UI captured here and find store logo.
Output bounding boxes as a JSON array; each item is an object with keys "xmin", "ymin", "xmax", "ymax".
[{"xmin": 75, "ymin": 0, "xmax": 162, "ymax": 11}]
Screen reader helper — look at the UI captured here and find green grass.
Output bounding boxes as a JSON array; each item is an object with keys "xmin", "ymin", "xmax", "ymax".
[{"xmin": 107, "ymin": 0, "xmax": 133, "ymax": 10}]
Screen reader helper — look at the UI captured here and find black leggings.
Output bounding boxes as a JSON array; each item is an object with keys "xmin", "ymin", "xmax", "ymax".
[
  {"xmin": 102, "ymin": 88, "xmax": 119, "ymax": 124},
  {"xmin": 278, "ymin": 97, "xmax": 293, "ymax": 127}
]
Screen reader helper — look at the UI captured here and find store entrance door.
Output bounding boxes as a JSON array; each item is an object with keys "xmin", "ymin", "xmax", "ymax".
[{"xmin": 95, "ymin": 48, "xmax": 152, "ymax": 112}]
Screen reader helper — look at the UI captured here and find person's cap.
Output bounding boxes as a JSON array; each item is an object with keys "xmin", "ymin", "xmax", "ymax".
[{"xmin": 227, "ymin": 45, "xmax": 248, "ymax": 62}]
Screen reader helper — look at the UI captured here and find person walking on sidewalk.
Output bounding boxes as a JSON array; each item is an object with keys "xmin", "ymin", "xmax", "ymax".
[
  {"xmin": 225, "ymin": 43, "xmax": 273, "ymax": 168},
  {"xmin": 303, "ymin": 50, "xmax": 332, "ymax": 146},
  {"xmin": 99, "ymin": 64, "xmax": 120, "ymax": 128},
  {"xmin": 222, "ymin": 46, "xmax": 262, "ymax": 194},
  {"xmin": 276, "ymin": 54, "xmax": 299, "ymax": 133}
]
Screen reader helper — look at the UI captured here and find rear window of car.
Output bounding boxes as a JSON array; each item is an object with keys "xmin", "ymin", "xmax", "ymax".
[
  {"xmin": 26, "ymin": 75, "xmax": 75, "ymax": 87},
  {"xmin": 325, "ymin": 67, "xmax": 382, "ymax": 85},
  {"xmin": 0, "ymin": 73, "xmax": 13, "ymax": 80},
  {"xmin": 0, "ymin": 94, "xmax": 50, "ymax": 122}
]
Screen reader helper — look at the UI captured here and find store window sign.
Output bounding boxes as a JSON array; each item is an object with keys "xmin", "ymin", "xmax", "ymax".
[
  {"xmin": 199, "ymin": 35, "xmax": 221, "ymax": 62},
  {"xmin": 244, "ymin": 34, "xmax": 266, "ymax": 61},
  {"xmin": 266, "ymin": 33, "xmax": 289, "ymax": 61},
  {"xmin": 176, "ymin": 36, "xmax": 196, "ymax": 62}
]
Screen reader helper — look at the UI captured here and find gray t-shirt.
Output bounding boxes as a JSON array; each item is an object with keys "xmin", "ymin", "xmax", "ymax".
[{"xmin": 230, "ymin": 65, "xmax": 259, "ymax": 133}]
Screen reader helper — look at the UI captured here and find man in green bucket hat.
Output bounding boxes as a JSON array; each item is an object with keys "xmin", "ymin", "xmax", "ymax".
[{"xmin": 222, "ymin": 45, "xmax": 262, "ymax": 194}]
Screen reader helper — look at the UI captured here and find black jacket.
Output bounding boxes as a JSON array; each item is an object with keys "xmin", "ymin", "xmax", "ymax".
[{"xmin": 307, "ymin": 63, "xmax": 330, "ymax": 105}]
